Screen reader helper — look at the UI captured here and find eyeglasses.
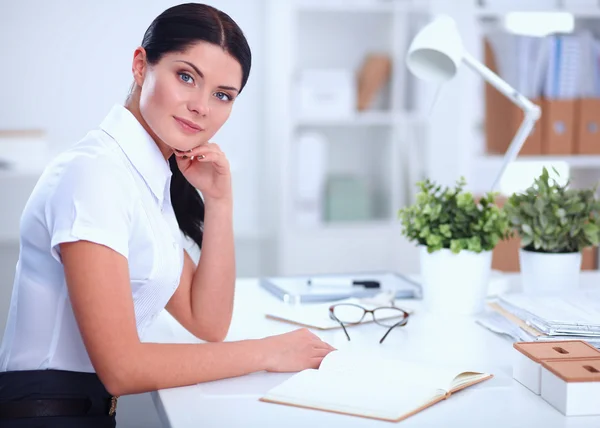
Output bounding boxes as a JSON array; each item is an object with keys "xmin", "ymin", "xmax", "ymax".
[{"xmin": 328, "ymin": 303, "xmax": 410, "ymax": 344}]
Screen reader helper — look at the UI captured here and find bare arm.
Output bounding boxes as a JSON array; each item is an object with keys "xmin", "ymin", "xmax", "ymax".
[
  {"xmin": 60, "ymin": 240, "xmax": 333, "ymax": 397},
  {"xmin": 166, "ymin": 198, "xmax": 235, "ymax": 342}
]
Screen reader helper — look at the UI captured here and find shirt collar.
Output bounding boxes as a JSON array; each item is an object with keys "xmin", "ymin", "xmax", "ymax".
[{"xmin": 99, "ymin": 104, "xmax": 172, "ymax": 206}]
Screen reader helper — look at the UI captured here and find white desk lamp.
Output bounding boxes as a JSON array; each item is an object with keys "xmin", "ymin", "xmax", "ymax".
[{"xmin": 406, "ymin": 15, "xmax": 542, "ymax": 191}]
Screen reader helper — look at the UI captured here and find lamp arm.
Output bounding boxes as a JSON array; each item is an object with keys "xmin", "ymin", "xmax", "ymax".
[
  {"xmin": 461, "ymin": 51, "xmax": 542, "ymax": 191},
  {"xmin": 489, "ymin": 112, "xmax": 539, "ymax": 191},
  {"xmin": 462, "ymin": 52, "xmax": 541, "ymax": 116}
]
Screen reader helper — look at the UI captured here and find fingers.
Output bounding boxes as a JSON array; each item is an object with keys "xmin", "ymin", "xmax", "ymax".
[
  {"xmin": 312, "ymin": 347, "xmax": 334, "ymax": 358},
  {"xmin": 298, "ymin": 328, "xmax": 336, "ymax": 351},
  {"xmin": 174, "ymin": 142, "xmax": 223, "ymax": 158},
  {"xmin": 312, "ymin": 339, "xmax": 336, "ymax": 351},
  {"xmin": 174, "ymin": 145, "xmax": 229, "ymax": 174}
]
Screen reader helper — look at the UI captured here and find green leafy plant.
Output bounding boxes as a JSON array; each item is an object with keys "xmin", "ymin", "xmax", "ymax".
[
  {"xmin": 505, "ymin": 167, "xmax": 600, "ymax": 253},
  {"xmin": 398, "ymin": 177, "xmax": 509, "ymax": 254}
]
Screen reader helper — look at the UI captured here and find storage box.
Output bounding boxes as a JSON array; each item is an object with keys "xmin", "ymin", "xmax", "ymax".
[
  {"xmin": 575, "ymin": 98, "xmax": 600, "ymax": 154},
  {"xmin": 296, "ymin": 69, "xmax": 356, "ymax": 119},
  {"xmin": 541, "ymin": 357, "xmax": 600, "ymax": 416},
  {"xmin": 513, "ymin": 341, "xmax": 600, "ymax": 394},
  {"xmin": 541, "ymin": 98, "xmax": 577, "ymax": 155}
]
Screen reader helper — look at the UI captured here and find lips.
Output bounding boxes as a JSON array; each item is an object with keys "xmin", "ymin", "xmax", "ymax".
[{"xmin": 174, "ymin": 116, "xmax": 204, "ymax": 133}]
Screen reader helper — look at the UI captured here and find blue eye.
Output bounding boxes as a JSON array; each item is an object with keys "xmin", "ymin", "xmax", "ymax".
[
  {"xmin": 178, "ymin": 72, "xmax": 194, "ymax": 84},
  {"xmin": 214, "ymin": 91, "xmax": 232, "ymax": 102}
]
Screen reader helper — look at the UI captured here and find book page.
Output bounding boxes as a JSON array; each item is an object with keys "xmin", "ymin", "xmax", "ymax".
[
  {"xmin": 450, "ymin": 372, "xmax": 491, "ymax": 392},
  {"xmin": 319, "ymin": 351, "xmax": 475, "ymax": 393},
  {"xmin": 262, "ymin": 351, "xmax": 491, "ymax": 421},
  {"xmin": 262, "ymin": 367, "xmax": 445, "ymax": 421}
]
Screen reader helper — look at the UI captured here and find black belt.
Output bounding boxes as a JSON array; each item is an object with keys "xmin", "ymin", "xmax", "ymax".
[{"xmin": 0, "ymin": 396, "xmax": 117, "ymax": 419}]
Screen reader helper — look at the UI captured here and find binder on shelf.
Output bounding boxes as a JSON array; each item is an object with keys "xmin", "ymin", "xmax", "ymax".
[
  {"xmin": 541, "ymin": 98, "xmax": 576, "ymax": 155},
  {"xmin": 575, "ymin": 98, "xmax": 600, "ymax": 154}
]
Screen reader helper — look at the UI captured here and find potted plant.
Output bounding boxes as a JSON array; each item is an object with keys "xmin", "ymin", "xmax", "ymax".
[
  {"xmin": 505, "ymin": 167, "xmax": 600, "ymax": 294},
  {"xmin": 398, "ymin": 177, "xmax": 509, "ymax": 315}
]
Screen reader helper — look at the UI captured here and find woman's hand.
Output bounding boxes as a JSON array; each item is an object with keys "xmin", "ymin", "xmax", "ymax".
[
  {"xmin": 260, "ymin": 328, "xmax": 336, "ymax": 372},
  {"xmin": 174, "ymin": 142, "xmax": 232, "ymax": 202}
]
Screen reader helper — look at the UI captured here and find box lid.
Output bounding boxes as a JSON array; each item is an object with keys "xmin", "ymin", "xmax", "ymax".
[
  {"xmin": 513, "ymin": 341, "xmax": 600, "ymax": 363},
  {"xmin": 542, "ymin": 357, "xmax": 600, "ymax": 382}
]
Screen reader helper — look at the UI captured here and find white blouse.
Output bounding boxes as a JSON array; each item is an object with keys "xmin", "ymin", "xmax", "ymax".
[{"xmin": 0, "ymin": 105, "xmax": 185, "ymax": 373}]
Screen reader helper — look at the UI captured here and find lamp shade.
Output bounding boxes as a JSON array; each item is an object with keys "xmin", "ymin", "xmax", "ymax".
[{"xmin": 406, "ymin": 15, "xmax": 464, "ymax": 83}]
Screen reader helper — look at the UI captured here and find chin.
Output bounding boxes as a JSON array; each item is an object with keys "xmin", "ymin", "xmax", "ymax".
[{"xmin": 169, "ymin": 139, "xmax": 202, "ymax": 153}]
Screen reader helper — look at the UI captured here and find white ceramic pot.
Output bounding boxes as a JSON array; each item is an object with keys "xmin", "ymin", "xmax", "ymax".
[
  {"xmin": 419, "ymin": 246, "xmax": 493, "ymax": 315},
  {"xmin": 519, "ymin": 249, "xmax": 581, "ymax": 294}
]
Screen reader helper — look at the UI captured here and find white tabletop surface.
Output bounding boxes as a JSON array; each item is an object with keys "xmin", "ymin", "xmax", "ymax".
[{"xmin": 145, "ymin": 272, "xmax": 600, "ymax": 428}]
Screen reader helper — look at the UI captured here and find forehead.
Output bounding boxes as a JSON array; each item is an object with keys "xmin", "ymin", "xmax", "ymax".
[{"xmin": 163, "ymin": 41, "xmax": 242, "ymax": 85}]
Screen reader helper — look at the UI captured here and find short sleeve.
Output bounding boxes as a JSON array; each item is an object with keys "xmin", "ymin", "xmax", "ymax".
[{"xmin": 45, "ymin": 154, "xmax": 133, "ymax": 263}]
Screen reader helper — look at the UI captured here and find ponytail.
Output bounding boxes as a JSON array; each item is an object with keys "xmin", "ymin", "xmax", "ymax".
[{"xmin": 169, "ymin": 156, "xmax": 204, "ymax": 249}]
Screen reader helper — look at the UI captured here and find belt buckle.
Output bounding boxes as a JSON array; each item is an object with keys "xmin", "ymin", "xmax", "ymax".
[{"xmin": 109, "ymin": 396, "xmax": 118, "ymax": 416}]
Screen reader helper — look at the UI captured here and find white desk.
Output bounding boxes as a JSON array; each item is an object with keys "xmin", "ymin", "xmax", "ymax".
[{"xmin": 146, "ymin": 274, "xmax": 600, "ymax": 428}]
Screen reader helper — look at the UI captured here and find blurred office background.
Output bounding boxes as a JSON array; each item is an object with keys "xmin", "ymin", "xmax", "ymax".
[{"xmin": 3, "ymin": 0, "xmax": 600, "ymax": 426}]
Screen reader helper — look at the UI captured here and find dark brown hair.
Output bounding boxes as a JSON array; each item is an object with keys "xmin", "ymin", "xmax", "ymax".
[{"xmin": 140, "ymin": 3, "xmax": 251, "ymax": 248}]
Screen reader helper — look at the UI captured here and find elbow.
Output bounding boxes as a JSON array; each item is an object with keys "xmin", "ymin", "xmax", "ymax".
[
  {"xmin": 94, "ymin": 354, "xmax": 140, "ymax": 396},
  {"xmin": 97, "ymin": 369, "xmax": 130, "ymax": 397},
  {"xmin": 191, "ymin": 316, "xmax": 231, "ymax": 342},
  {"xmin": 195, "ymin": 323, "xmax": 229, "ymax": 343},
  {"xmin": 199, "ymin": 328, "xmax": 228, "ymax": 343}
]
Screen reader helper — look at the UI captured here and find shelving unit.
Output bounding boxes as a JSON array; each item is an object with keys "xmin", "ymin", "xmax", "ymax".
[
  {"xmin": 264, "ymin": 0, "xmax": 424, "ymax": 276},
  {"xmin": 295, "ymin": 111, "xmax": 398, "ymax": 127},
  {"xmin": 263, "ymin": 0, "xmax": 600, "ymax": 276},
  {"xmin": 465, "ymin": 0, "xmax": 600, "ymax": 195},
  {"xmin": 476, "ymin": 154, "xmax": 600, "ymax": 169}
]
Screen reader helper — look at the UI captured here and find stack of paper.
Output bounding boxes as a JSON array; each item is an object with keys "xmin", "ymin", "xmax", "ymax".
[{"xmin": 476, "ymin": 290, "xmax": 600, "ymax": 348}]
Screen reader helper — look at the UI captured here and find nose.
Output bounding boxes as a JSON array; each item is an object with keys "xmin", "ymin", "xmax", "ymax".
[{"xmin": 189, "ymin": 91, "xmax": 210, "ymax": 117}]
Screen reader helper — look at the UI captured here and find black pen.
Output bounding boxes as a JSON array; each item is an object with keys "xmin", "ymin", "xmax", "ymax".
[{"xmin": 306, "ymin": 278, "xmax": 380, "ymax": 289}]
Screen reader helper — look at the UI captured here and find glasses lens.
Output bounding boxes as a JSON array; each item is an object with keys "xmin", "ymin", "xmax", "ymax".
[
  {"xmin": 373, "ymin": 307, "xmax": 408, "ymax": 327},
  {"xmin": 332, "ymin": 304, "xmax": 366, "ymax": 324}
]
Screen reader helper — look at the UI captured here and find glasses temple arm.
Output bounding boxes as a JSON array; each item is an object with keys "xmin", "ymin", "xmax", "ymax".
[{"xmin": 379, "ymin": 318, "xmax": 408, "ymax": 344}]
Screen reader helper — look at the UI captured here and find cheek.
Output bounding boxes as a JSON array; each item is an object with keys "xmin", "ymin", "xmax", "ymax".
[
  {"xmin": 141, "ymin": 75, "xmax": 180, "ymax": 115},
  {"xmin": 139, "ymin": 74, "xmax": 183, "ymax": 142}
]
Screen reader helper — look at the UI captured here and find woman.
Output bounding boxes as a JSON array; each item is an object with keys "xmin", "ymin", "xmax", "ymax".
[{"xmin": 0, "ymin": 3, "xmax": 335, "ymax": 427}]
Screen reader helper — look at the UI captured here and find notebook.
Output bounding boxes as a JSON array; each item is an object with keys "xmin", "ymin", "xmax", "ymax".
[
  {"xmin": 260, "ymin": 351, "xmax": 493, "ymax": 423},
  {"xmin": 260, "ymin": 272, "xmax": 422, "ymax": 304}
]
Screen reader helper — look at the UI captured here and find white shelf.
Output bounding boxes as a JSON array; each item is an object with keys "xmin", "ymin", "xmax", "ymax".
[
  {"xmin": 475, "ymin": 7, "xmax": 600, "ymax": 19},
  {"xmin": 295, "ymin": 0, "xmax": 395, "ymax": 13},
  {"xmin": 476, "ymin": 154, "xmax": 600, "ymax": 168},
  {"xmin": 290, "ymin": 219, "xmax": 400, "ymax": 237},
  {"xmin": 295, "ymin": 111, "xmax": 402, "ymax": 127}
]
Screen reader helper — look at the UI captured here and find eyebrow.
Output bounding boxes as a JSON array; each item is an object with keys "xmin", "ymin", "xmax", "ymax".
[{"xmin": 175, "ymin": 60, "xmax": 240, "ymax": 93}]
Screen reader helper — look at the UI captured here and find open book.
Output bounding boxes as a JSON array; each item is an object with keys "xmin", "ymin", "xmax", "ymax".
[{"xmin": 260, "ymin": 351, "xmax": 492, "ymax": 423}]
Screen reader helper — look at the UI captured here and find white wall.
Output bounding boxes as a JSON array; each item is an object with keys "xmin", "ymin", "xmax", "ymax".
[
  {"xmin": 0, "ymin": 1, "xmax": 267, "ymax": 426},
  {"xmin": 0, "ymin": 0, "xmax": 265, "ymax": 241}
]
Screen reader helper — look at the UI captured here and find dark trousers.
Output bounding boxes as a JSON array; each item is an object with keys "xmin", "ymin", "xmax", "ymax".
[{"xmin": 0, "ymin": 369, "xmax": 116, "ymax": 427}]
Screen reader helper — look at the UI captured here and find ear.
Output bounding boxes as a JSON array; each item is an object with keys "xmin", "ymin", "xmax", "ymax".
[{"xmin": 132, "ymin": 47, "xmax": 148, "ymax": 87}]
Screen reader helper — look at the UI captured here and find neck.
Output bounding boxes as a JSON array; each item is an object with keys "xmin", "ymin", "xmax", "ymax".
[{"xmin": 125, "ymin": 90, "xmax": 173, "ymax": 161}]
